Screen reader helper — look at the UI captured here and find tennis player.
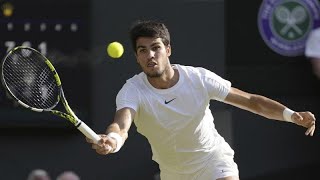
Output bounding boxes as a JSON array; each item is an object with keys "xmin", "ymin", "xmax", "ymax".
[
  {"xmin": 305, "ymin": 27, "xmax": 320, "ymax": 79},
  {"xmin": 87, "ymin": 20, "xmax": 316, "ymax": 180}
]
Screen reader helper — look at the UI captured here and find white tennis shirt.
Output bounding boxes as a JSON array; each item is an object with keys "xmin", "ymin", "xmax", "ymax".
[
  {"xmin": 305, "ymin": 27, "xmax": 320, "ymax": 58},
  {"xmin": 116, "ymin": 64, "xmax": 232, "ymax": 173}
]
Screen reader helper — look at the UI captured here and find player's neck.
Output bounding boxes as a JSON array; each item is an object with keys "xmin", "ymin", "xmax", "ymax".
[{"xmin": 147, "ymin": 66, "xmax": 179, "ymax": 89}]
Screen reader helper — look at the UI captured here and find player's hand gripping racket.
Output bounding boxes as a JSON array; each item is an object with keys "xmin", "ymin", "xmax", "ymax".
[{"xmin": 1, "ymin": 46, "xmax": 101, "ymax": 143}]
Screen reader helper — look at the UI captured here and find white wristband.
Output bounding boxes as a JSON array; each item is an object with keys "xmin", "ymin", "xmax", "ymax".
[
  {"xmin": 107, "ymin": 132, "xmax": 123, "ymax": 153},
  {"xmin": 283, "ymin": 108, "xmax": 295, "ymax": 122}
]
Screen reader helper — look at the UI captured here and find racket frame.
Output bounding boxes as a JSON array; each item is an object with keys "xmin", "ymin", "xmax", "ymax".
[{"xmin": 1, "ymin": 46, "xmax": 100, "ymax": 143}]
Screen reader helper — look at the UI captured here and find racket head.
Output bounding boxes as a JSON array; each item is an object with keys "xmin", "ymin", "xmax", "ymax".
[{"xmin": 1, "ymin": 46, "xmax": 61, "ymax": 111}]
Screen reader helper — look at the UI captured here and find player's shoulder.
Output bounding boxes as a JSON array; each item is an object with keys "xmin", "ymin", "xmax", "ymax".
[
  {"xmin": 176, "ymin": 64, "xmax": 228, "ymax": 86},
  {"xmin": 126, "ymin": 72, "xmax": 143, "ymax": 82},
  {"xmin": 175, "ymin": 64, "xmax": 201, "ymax": 72},
  {"xmin": 176, "ymin": 64, "xmax": 213, "ymax": 77},
  {"xmin": 123, "ymin": 72, "xmax": 146, "ymax": 88}
]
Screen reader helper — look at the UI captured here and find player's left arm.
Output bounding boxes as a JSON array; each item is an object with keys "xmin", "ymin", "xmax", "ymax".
[{"xmin": 223, "ymin": 87, "xmax": 316, "ymax": 136}]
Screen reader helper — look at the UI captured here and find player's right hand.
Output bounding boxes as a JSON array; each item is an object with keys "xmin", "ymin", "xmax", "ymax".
[{"xmin": 86, "ymin": 134, "xmax": 116, "ymax": 155}]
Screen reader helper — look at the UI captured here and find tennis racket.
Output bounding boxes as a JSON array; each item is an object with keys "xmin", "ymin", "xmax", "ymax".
[{"xmin": 1, "ymin": 46, "xmax": 101, "ymax": 143}]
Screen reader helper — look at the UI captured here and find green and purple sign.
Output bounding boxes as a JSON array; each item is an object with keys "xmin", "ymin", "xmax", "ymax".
[{"xmin": 258, "ymin": 0, "xmax": 320, "ymax": 56}]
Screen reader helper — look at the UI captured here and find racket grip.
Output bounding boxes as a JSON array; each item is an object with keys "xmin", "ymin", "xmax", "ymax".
[{"xmin": 77, "ymin": 121, "xmax": 101, "ymax": 144}]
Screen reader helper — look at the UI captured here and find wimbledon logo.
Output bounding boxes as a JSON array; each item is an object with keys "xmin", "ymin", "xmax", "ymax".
[{"xmin": 258, "ymin": 0, "xmax": 320, "ymax": 56}]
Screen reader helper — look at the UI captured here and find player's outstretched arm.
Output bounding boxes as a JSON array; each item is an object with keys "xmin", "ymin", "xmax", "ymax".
[
  {"xmin": 224, "ymin": 87, "xmax": 316, "ymax": 136},
  {"xmin": 86, "ymin": 107, "xmax": 136, "ymax": 154}
]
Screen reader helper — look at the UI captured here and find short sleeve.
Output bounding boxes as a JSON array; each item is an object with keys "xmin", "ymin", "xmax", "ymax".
[
  {"xmin": 116, "ymin": 82, "xmax": 140, "ymax": 111},
  {"xmin": 200, "ymin": 68, "xmax": 231, "ymax": 101},
  {"xmin": 305, "ymin": 28, "xmax": 320, "ymax": 58}
]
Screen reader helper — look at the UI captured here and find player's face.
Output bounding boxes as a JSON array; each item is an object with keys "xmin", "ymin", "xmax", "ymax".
[{"xmin": 135, "ymin": 37, "xmax": 171, "ymax": 78}]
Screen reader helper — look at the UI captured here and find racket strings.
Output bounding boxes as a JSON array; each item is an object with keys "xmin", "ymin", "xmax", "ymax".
[{"xmin": 2, "ymin": 48, "xmax": 59, "ymax": 109}]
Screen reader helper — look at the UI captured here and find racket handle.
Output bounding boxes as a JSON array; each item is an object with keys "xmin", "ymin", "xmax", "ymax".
[{"xmin": 77, "ymin": 121, "xmax": 101, "ymax": 144}]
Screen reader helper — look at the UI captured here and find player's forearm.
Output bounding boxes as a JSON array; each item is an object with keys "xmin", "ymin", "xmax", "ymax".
[
  {"xmin": 104, "ymin": 108, "xmax": 135, "ymax": 153},
  {"xmin": 106, "ymin": 108, "xmax": 135, "ymax": 140},
  {"xmin": 249, "ymin": 95, "xmax": 291, "ymax": 121}
]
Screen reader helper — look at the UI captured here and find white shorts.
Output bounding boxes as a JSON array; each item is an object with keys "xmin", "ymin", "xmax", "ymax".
[{"xmin": 160, "ymin": 143, "xmax": 239, "ymax": 180}]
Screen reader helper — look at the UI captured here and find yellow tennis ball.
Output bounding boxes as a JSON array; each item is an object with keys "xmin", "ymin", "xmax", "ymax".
[{"xmin": 107, "ymin": 41, "xmax": 124, "ymax": 58}]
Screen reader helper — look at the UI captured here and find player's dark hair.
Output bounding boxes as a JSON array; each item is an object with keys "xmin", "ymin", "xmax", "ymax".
[{"xmin": 129, "ymin": 20, "xmax": 170, "ymax": 53}]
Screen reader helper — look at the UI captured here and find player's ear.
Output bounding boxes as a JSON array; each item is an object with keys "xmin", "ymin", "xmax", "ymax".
[{"xmin": 166, "ymin": 44, "xmax": 171, "ymax": 57}]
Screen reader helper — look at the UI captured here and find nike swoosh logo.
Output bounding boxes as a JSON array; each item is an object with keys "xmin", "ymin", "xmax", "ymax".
[{"xmin": 165, "ymin": 98, "xmax": 176, "ymax": 104}]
